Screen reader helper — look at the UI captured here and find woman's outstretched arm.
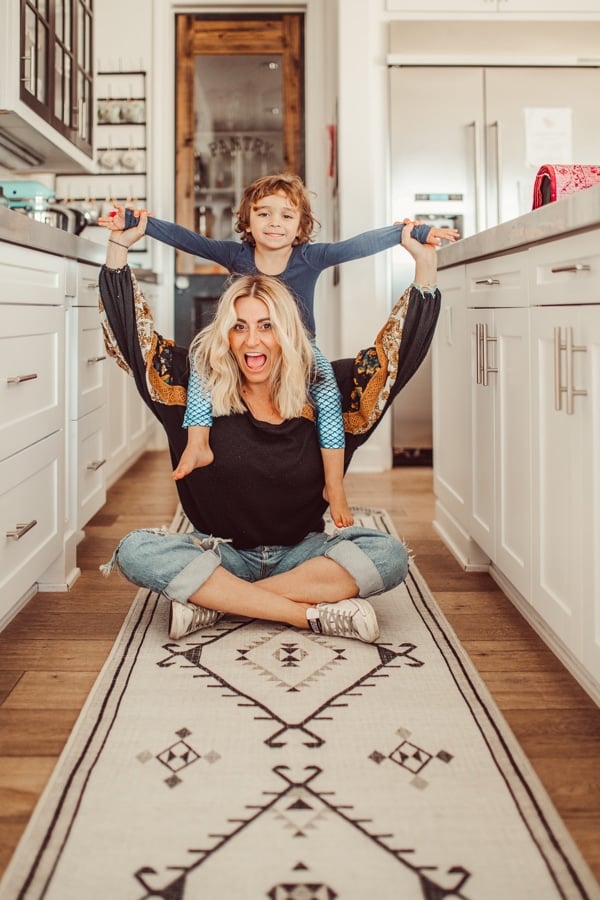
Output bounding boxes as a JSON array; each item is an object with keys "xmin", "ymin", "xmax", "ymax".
[{"xmin": 332, "ymin": 225, "xmax": 442, "ymax": 465}]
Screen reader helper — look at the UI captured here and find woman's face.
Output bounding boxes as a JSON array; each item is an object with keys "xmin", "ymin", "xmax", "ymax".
[{"xmin": 229, "ymin": 294, "xmax": 282, "ymax": 386}]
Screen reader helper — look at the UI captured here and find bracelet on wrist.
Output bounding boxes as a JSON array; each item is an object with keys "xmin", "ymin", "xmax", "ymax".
[{"xmin": 109, "ymin": 237, "xmax": 128, "ymax": 247}]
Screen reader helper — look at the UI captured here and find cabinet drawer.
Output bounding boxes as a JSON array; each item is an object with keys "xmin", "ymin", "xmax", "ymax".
[
  {"xmin": 0, "ymin": 305, "xmax": 65, "ymax": 461},
  {"xmin": 466, "ymin": 251, "xmax": 529, "ymax": 308},
  {"xmin": 529, "ymin": 230, "xmax": 600, "ymax": 306},
  {"xmin": 73, "ymin": 406, "xmax": 106, "ymax": 529},
  {"xmin": 77, "ymin": 262, "xmax": 101, "ymax": 306},
  {"xmin": 0, "ymin": 242, "xmax": 66, "ymax": 306},
  {"xmin": 71, "ymin": 305, "xmax": 106, "ymax": 419},
  {"xmin": 0, "ymin": 431, "xmax": 63, "ymax": 620}
]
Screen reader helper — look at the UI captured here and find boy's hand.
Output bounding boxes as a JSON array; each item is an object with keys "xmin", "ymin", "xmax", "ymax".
[
  {"xmin": 396, "ymin": 218, "xmax": 460, "ymax": 246},
  {"xmin": 98, "ymin": 203, "xmax": 151, "ymax": 231},
  {"xmin": 425, "ymin": 225, "xmax": 460, "ymax": 246}
]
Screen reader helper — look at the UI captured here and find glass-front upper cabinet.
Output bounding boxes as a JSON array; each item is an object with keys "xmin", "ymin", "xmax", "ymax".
[
  {"xmin": 175, "ymin": 14, "xmax": 304, "ymax": 275},
  {"xmin": 20, "ymin": 0, "xmax": 93, "ymax": 156}
]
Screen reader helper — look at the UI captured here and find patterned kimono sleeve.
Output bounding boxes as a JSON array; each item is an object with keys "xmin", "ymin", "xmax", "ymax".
[
  {"xmin": 332, "ymin": 284, "xmax": 441, "ymax": 465},
  {"xmin": 98, "ymin": 265, "xmax": 188, "ymax": 413}
]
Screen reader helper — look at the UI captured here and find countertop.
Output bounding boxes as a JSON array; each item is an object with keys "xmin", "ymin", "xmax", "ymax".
[
  {"xmin": 437, "ymin": 183, "xmax": 600, "ymax": 269},
  {"xmin": 0, "ymin": 206, "xmax": 106, "ymax": 266}
]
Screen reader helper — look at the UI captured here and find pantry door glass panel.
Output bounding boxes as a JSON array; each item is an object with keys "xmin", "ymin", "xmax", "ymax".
[{"xmin": 175, "ymin": 14, "xmax": 304, "ymax": 276}]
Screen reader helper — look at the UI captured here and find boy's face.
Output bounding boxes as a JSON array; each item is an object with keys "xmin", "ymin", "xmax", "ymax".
[{"xmin": 247, "ymin": 190, "xmax": 301, "ymax": 252}]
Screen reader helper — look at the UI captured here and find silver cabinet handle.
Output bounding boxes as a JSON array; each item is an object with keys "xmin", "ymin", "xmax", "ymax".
[
  {"xmin": 6, "ymin": 519, "xmax": 37, "ymax": 541},
  {"xmin": 467, "ymin": 121, "xmax": 481, "ymax": 233},
  {"xmin": 550, "ymin": 264, "xmax": 591, "ymax": 274},
  {"xmin": 475, "ymin": 322, "xmax": 497, "ymax": 386},
  {"xmin": 489, "ymin": 120, "xmax": 502, "ymax": 225},
  {"xmin": 86, "ymin": 282, "xmax": 99, "ymax": 289},
  {"xmin": 474, "ymin": 278, "xmax": 500, "ymax": 286},
  {"xmin": 481, "ymin": 323, "xmax": 497, "ymax": 387},
  {"xmin": 86, "ymin": 355, "xmax": 107, "ymax": 364},
  {"xmin": 7, "ymin": 372, "xmax": 38, "ymax": 384},
  {"xmin": 87, "ymin": 458, "xmax": 107, "ymax": 470},
  {"xmin": 553, "ymin": 326, "xmax": 587, "ymax": 415},
  {"xmin": 475, "ymin": 323, "xmax": 483, "ymax": 384},
  {"xmin": 553, "ymin": 327, "xmax": 563, "ymax": 411}
]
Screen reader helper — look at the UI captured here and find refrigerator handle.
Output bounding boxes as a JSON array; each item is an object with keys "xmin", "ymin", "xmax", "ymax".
[
  {"xmin": 490, "ymin": 120, "xmax": 502, "ymax": 225},
  {"xmin": 467, "ymin": 121, "xmax": 481, "ymax": 233}
]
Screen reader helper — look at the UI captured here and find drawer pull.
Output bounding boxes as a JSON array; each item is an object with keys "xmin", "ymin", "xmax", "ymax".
[
  {"xmin": 7, "ymin": 373, "xmax": 38, "ymax": 384},
  {"xmin": 474, "ymin": 278, "xmax": 500, "ymax": 286},
  {"xmin": 87, "ymin": 458, "xmax": 107, "ymax": 471},
  {"xmin": 6, "ymin": 520, "xmax": 38, "ymax": 541},
  {"xmin": 87, "ymin": 355, "xmax": 107, "ymax": 364},
  {"xmin": 554, "ymin": 326, "xmax": 587, "ymax": 415},
  {"xmin": 86, "ymin": 282, "xmax": 99, "ymax": 289},
  {"xmin": 550, "ymin": 264, "xmax": 591, "ymax": 274}
]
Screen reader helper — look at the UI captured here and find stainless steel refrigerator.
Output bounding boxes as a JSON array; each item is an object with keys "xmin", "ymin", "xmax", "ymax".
[{"xmin": 389, "ymin": 64, "xmax": 600, "ymax": 462}]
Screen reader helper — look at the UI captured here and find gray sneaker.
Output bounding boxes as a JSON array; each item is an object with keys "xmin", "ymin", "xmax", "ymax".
[
  {"xmin": 168, "ymin": 600, "xmax": 224, "ymax": 640},
  {"xmin": 306, "ymin": 598, "xmax": 379, "ymax": 643}
]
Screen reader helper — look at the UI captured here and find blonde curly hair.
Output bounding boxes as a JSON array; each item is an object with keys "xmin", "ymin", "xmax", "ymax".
[{"xmin": 189, "ymin": 274, "xmax": 315, "ymax": 419}]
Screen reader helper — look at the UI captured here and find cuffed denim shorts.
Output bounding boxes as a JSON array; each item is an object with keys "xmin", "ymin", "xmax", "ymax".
[{"xmin": 108, "ymin": 526, "xmax": 409, "ymax": 607}]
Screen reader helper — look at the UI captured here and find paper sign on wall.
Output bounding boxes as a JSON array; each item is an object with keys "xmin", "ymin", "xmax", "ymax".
[{"xmin": 524, "ymin": 108, "xmax": 573, "ymax": 167}]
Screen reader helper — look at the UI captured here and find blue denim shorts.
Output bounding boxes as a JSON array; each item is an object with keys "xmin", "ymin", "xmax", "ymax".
[{"xmin": 107, "ymin": 526, "xmax": 409, "ymax": 606}]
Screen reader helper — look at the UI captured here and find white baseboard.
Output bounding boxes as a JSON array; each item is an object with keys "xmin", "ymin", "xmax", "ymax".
[
  {"xmin": 490, "ymin": 566, "xmax": 600, "ymax": 708},
  {"xmin": 433, "ymin": 501, "xmax": 490, "ymax": 571}
]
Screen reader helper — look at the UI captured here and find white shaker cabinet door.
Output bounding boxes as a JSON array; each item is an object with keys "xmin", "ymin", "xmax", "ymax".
[
  {"xmin": 579, "ymin": 308, "xmax": 600, "ymax": 684},
  {"xmin": 530, "ymin": 306, "xmax": 596, "ymax": 665},
  {"xmin": 432, "ymin": 266, "xmax": 471, "ymax": 530},
  {"xmin": 467, "ymin": 306, "xmax": 531, "ymax": 597}
]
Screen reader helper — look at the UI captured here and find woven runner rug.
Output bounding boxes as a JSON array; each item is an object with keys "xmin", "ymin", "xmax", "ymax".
[{"xmin": 1, "ymin": 508, "xmax": 598, "ymax": 900}]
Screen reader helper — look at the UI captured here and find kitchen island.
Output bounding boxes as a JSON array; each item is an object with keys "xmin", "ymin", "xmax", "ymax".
[
  {"xmin": 433, "ymin": 185, "xmax": 600, "ymax": 704},
  {"xmin": 0, "ymin": 207, "xmax": 155, "ymax": 630}
]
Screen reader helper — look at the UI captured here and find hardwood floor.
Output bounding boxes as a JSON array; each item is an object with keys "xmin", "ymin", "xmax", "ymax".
[{"xmin": 0, "ymin": 452, "xmax": 599, "ymax": 884}]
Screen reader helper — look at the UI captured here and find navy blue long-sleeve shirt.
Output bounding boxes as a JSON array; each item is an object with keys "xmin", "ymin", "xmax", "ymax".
[{"xmin": 123, "ymin": 210, "xmax": 431, "ymax": 336}]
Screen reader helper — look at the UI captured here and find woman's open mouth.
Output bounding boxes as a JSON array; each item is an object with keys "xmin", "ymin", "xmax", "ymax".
[{"xmin": 245, "ymin": 353, "xmax": 267, "ymax": 371}]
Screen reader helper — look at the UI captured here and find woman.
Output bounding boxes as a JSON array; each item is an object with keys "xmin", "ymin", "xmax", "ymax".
[{"xmin": 99, "ymin": 215, "xmax": 440, "ymax": 645}]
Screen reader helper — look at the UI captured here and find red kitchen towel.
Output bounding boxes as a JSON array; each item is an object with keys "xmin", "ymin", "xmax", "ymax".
[{"xmin": 532, "ymin": 164, "xmax": 600, "ymax": 208}]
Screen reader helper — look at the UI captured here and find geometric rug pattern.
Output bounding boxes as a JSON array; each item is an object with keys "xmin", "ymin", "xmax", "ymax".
[{"xmin": 0, "ymin": 508, "xmax": 598, "ymax": 899}]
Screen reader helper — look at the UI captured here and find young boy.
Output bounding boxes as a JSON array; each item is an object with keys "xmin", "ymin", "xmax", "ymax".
[{"xmin": 101, "ymin": 174, "xmax": 458, "ymax": 526}]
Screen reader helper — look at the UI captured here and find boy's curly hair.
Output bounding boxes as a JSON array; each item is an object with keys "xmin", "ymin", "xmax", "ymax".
[{"xmin": 235, "ymin": 173, "xmax": 319, "ymax": 246}]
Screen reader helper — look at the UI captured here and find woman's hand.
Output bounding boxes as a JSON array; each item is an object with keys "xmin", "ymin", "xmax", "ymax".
[
  {"xmin": 401, "ymin": 222, "xmax": 438, "ymax": 291},
  {"xmin": 98, "ymin": 203, "xmax": 151, "ymax": 233},
  {"xmin": 105, "ymin": 211, "xmax": 148, "ymax": 268}
]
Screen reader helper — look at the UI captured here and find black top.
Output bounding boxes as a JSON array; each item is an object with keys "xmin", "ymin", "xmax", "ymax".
[{"xmin": 98, "ymin": 265, "xmax": 440, "ymax": 548}]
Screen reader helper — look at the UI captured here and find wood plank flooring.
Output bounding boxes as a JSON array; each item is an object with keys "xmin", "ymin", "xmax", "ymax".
[{"xmin": 0, "ymin": 452, "xmax": 598, "ymax": 884}]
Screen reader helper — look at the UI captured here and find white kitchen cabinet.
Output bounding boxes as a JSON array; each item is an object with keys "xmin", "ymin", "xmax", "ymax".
[
  {"xmin": 432, "ymin": 265, "xmax": 478, "ymax": 561},
  {"xmin": 385, "ymin": 0, "xmax": 600, "ymax": 13},
  {"xmin": 73, "ymin": 406, "xmax": 106, "ymax": 531},
  {"xmin": 0, "ymin": 252, "xmax": 66, "ymax": 623},
  {"xmin": 0, "ymin": 305, "xmax": 64, "ymax": 460},
  {"xmin": 530, "ymin": 304, "xmax": 600, "ymax": 685},
  {"xmin": 529, "ymin": 229, "xmax": 600, "ymax": 307},
  {"xmin": 67, "ymin": 262, "xmax": 107, "ymax": 529},
  {"xmin": 467, "ymin": 306, "xmax": 531, "ymax": 598},
  {"xmin": 0, "ymin": 432, "xmax": 64, "ymax": 624},
  {"xmin": 103, "ymin": 361, "xmax": 152, "ymax": 487}
]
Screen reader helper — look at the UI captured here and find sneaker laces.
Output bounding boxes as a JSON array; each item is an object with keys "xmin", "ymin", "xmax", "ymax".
[{"xmin": 319, "ymin": 604, "xmax": 356, "ymax": 637}]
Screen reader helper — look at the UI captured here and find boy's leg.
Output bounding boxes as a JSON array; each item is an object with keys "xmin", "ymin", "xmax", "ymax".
[
  {"xmin": 321, "ymin": 447, "xmax": 353, "ymax": 528},
  {"xmin": 311, "ymin": 344, "xmax": 354, "ymax": 527},
  {"xmin": 173, "ymin": 424, "xmax": 214, "ymax": 480},
  {"xmin": 174, "ymin": 365, "xmax": 215, "ymax": 479}
]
